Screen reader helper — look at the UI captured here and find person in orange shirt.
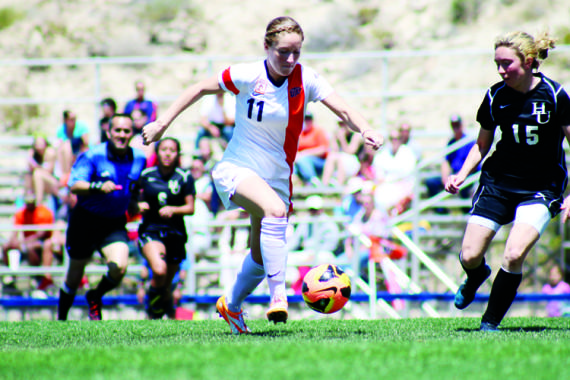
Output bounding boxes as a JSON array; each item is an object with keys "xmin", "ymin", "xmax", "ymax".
[
  {"xmin": 2, "ymin": 193, "xmax": 56, "ymax": 291},
  {"xmin": 294, "ymin": 112, "xmax": 330, "ymax": 187}
]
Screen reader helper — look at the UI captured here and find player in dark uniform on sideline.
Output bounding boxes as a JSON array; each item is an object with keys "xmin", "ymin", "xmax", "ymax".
[
  {"xmin": 58, "ymin": 114, "xmax": 147, "ymax": 321},
  {"xmin": 137, "ymin": 137, "xmax": 195, "ymax": 319},
  {"xmin": 445, "ymin": 31, "xmax": 570, "ymax": 331}
]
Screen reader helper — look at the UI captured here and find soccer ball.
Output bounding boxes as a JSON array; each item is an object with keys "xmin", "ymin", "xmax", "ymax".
[{"xmin": 302, "ymin": 264, "xmax": 351, "ymax": 314}]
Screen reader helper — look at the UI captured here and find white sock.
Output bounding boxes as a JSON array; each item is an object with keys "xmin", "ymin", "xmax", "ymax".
[
  {"xmin": 260, "ymin": 217, "xmax": 288, "ymax": 300},
  {"xmin": 227, "ymin": 252, "xmax": 266, "ymax": 312}
]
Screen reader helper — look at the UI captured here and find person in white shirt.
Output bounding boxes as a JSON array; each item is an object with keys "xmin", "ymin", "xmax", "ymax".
[
  {"xmin": 142, "ymin": 16, "xmax": 383, "ymax": 334},
  {"xmin": 372, "ymin": 129, "xmax": 417, "ymax": 215}
]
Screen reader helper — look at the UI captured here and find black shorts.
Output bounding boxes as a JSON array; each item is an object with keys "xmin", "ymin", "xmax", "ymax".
[
  {"xmin": 138, "ymin": 230, "xmax": 187, "ymax": 264},
  {"xmin": 471, "ymin": 183, "xmax": 562, "ymax": 226},
  {"xmin": 66, "ymin": 206, "xmax": 129, "ymax": 260}
]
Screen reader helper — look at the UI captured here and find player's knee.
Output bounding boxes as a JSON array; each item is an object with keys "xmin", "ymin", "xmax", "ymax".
[
  {"xmin": 152, "ymin": 260, "xmax": 167, "ymax": 278},
  {"xmin": 504, "ymin": 246, "xmax": 525, "ymax": 268},
  {"xmin": 262, "ymin": 202, "xmax": 287, "ymax": 219},
  {"xmin": 107, "ymin": 261, "xmax": 127, "ymax": 280}
]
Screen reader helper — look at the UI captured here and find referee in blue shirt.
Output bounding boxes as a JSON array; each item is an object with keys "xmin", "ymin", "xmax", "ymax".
[{"xmin": 58, "ymin": 114, "xmax": 147, "ymax": 321}]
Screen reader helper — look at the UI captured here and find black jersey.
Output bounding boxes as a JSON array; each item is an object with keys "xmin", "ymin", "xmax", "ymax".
[
  {"xmin": 138, "ymin": 166, "xmax": 196, "ymax": 239},
  {"xmin": 476, "ymin": 73, "xmax": 570, "ymax": 194}
]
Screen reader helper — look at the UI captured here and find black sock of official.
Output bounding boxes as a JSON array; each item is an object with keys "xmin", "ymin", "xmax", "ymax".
[
  {"xmin": 58, "ymin": 285, "xmax": 76, "ymax": 321},
  {"xmin": 92, "ymin": 274, "xmax": 118, "ymax": 299},
  {"xmin": 460, "ymin": 254, "xmax": 489, "ymax": 285},
  {"xmin": 481, "ymin": 268, "xmax": 522, "ymax": 327}
]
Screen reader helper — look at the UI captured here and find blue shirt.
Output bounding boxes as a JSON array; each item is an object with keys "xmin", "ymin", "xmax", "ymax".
[
  {"xmin": 68, "ymin": 142, "xmax": 147, "ymax": 218},
  {"xmin": 446, "ymin": 134, "xmax": 477, "ymax": 174}
]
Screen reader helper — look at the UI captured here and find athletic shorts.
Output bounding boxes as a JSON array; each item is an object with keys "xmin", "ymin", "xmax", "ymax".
[
  {"xmin": 470, "ymin": 183, "xmax": 562, "ymax": 233},
  {"xmin": 66, "ymin": 206, "xmax": 129, "ymax": 260},
  {"xmin": 212, "ymin": 160, "xmax": 291, "ymax": 211},
  {"xmin": 138, "ymin": 230, "xmax": 186, "ymax": 264}
]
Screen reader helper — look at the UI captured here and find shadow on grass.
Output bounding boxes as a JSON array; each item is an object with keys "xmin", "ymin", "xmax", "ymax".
[{"xmin": 456, "ymin": 326, "xmax": 570, "ymax": 333}]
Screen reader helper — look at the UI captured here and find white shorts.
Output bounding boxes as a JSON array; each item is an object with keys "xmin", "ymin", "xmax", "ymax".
[
  {"xmin": 468, "ymin": 203, "xmax": 551, "ymax": 235},
  {"xmin": 212, "ymin": 161, "xmax": 291, "ymax": 211}
]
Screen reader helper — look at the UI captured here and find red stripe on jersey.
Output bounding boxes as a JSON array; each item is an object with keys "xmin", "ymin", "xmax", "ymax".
[
  {"xmin": 284, "ymin": 64, "xmax": 305, "ymax": 213},
  {"xmin": 221, "ymin": 68, "xmax": 239, "ymax": 95}
]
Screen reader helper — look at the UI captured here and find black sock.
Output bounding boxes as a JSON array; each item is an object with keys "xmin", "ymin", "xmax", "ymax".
[
  {"xmin": 92, "ymin": 274, "xmax": 118, "ymax": 299},
  {"xmin": 58, "ymin": 286, "xmax": 76, "ymax": 321},
  {"xmin": 460, "ymin": 255, "xmax": 489, "ymax": 285},
  {"xmin": 482, "ymin": 268, "xmax": 522, "ymax": 326},
  {"xmin": 459, "ymin": 254, "xmax": 487, "ymax": 280}
]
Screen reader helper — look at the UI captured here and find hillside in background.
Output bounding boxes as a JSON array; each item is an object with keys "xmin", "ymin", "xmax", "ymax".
[{"xmin": 0, "ymin": 0, "xmax": 569, "ymax": 139}]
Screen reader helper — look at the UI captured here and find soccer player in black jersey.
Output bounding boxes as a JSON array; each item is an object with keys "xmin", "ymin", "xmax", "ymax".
[
  {"xmin": 137, "ymin": 137, "xmax": 196, "ymax": 319},
  {"xmin": 445, "ymin": 31, "xmax": 570, "ymax": 331}
]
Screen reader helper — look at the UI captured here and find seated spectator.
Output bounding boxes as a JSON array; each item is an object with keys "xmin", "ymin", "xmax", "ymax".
[
  {"xmin": 542, "ymin": 264, "xmax": 570, "ymax": 317},
  {"xmin": 2, "ymin": 193, "xmax": 56, "ymax": 291},
  {"xmin": 195, "ymin": 137, "xmax": 221, "ymax": 173},
  {"xmin": 424, "ymin": 114, "xmax": 478, "ymax": 212},
  {"xmin": 321, "ymin": 119, "xmax": 364, "ymax": 186},
  {"xmin": 294, "ymin": 112, "xmax": 330, "ymax": 187},
  {"xmin": 196, "ymin": 92, "xmax": 235, "ymax": 149},
  {"xmin": 124, "ymin": 80, "xmax": 157, "ymax": 123},
  {"xmin": 356, "ymin": 144, "xmax": 378, "ymax": 182},
  {"xmin": 55, "ymin": 110, "xmax": 90, "ymax": 176},
  {"xmin": 26, "ymin": 136, "xmax": 62, "ymax": 206},
  {"xmin": 129, "ymin": 108, "xmax": 155, "ymax": 160},
  {"xmin": 289, "ymin": 195, "xmax": 341, "ymax": 294},
  {"xmin": 185, "ymin": 158, "xmax": 214, "ymax": 255},
  {"xmin": 372, "ymin": 129, "xmax": 417, "ymax": 215},
  {"xmin": 99, "ymin": 97, "xmax": 117, "ymax": 143},
  {"xmin": 398, "ymin": 122, "xmax": 422, "ymax": 162},
  {"xmin": 339, "ymin": 191, "xmax": 389, "ymax": 277}
]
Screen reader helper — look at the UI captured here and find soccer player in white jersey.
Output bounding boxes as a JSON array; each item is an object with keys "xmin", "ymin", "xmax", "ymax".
[
  {"xmin": 446, "ymin": 31, "xmax": 570, "ymax": 331},
  {"xmin": 143, "ymin": 16, "xmax": 383, "ymax": 334}
]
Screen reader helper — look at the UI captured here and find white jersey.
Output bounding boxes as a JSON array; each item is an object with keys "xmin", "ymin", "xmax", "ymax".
[{"xmin": 217, "ymin": 60, "xmax": 333, "ymax": 181}]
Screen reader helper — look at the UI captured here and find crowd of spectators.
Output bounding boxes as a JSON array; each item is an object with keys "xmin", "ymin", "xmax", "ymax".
[{"xmin": 1, "ymin": 82, "xmax": 492, "ymax": 318}]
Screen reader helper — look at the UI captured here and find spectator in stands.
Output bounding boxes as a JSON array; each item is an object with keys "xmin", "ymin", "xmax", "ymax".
[
  {"xmin": 26, "ymin": 136, "xmax": 61, "ymax": 206},
  {"xmin": 185, "ymin": 158, "xmax": 214, "ymax": 255},
  {"xmin": 289, "ymin": 194, "xmax": 340, "ymax": 294},
  {"xmin": 398, "ymin": 122, "xmax": 422, "ymax": 161},
  {"xmin": 124, "ymin": 80, "xmax": 157, "ymax": 123},
  {"xmin": 99, "ymin": 97, "xmax": 117, "ymax": 143},
  {"xmin": 196, "ymin": 92, "xmax": 235, "ymax": 149},
  {"xmin": 445, "ymin": 31, "xmax": 570, "ymax": 332},
  {"xmin": 129, "ymin": 108, "xmax": 155, "ymax": 161},
  {"xmin": 294, "ymin": 112, "xmax": 330, "ymax": 187},
  {"xmin": 372, "ymin": 129, "xmax": 417, "ymax": 215},
  {"xmin": 141, "ymin": 16, "xmax": 383, "ymax": 333},
  {"xmin": 425, "ymin": 114, "xmax": 478, "ymax": 210},
  {"xmin": 2, "ymin": 192, "xmax": 56, "ymax": 291},
  {"xmin": 321, "ymin": 119, "xmax": 364, "ymax": 186},
  {"xmin": 340, "ymin": 191, "xmax": 389, "ymax": 279},
  {"xmin": 542, "ymin": 263, "xmax": 570, "ymax": 317},
  {"xmin": 137, "ymin": 137, "xmax": 195, "ymax": 319},
  {"xmin": 356, "ymin": 144, "xmax": 378, "ymax": 182},
  {"xmin": 57, "ymin": 114, "xmax": 147, "ymax": 321},
  {"xmin": 56, "ymin": 110, "xmax": 90, "ymax": 176}
]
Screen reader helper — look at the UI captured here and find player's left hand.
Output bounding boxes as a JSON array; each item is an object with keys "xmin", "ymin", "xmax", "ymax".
[
  {"xmin": 159, "ymin": 206, "xmax": 174, "ymax": 219},
  {"xmin": 362, "ymin": 129, "xmax": 383, "ymax": 150},
  {"xmin": 561, "ymin": 196, "xmax": 570, "ymax": 223}
]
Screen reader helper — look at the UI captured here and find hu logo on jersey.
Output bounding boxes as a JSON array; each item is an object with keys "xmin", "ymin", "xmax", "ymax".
[
  {"xmin": 168, "ymin": 179, "xmax": 180, "ymax": 195},
  {"xmin": 532, "ymin": 102, "xmax": 550, "ymax": 124},
  {"xmin": 253, "ymin": 79, "xmax": 267, "ymax": 95},
  {"xmin": 290, "ymin": 87, "xmax": 302, "ymax": 98}
]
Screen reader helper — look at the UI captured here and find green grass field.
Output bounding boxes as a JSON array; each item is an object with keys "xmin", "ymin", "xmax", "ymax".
[{"xmin": 1, "ymin": 317, "xmax": 569, "ymax": 380}]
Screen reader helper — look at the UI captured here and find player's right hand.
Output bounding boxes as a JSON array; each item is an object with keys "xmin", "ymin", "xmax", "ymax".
[
  {"xmin": 444, "ymin": 174, "xmax": 463, "ymax": 195},
  {"xmin": 142, "ymin": 121, "xmax": 166, "ymax": 145}
]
